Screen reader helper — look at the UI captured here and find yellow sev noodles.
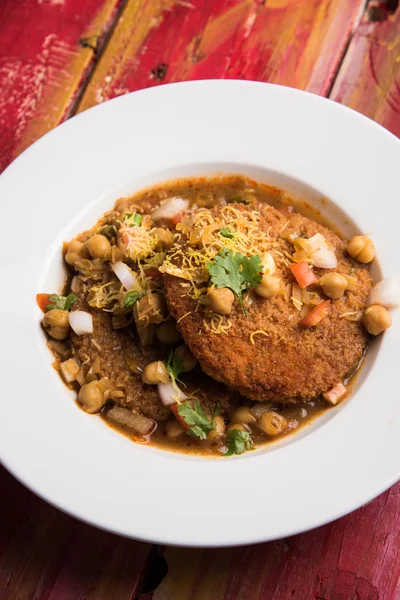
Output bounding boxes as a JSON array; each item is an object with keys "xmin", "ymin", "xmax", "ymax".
[{"xmin": 160, "ymin": 205, "xmax": 288, "ymax": 333}]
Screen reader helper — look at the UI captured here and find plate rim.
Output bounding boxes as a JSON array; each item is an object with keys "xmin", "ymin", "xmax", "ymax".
[{"xmin": 0, "ymin": 79, "xmax": 399, "ymax": 547}]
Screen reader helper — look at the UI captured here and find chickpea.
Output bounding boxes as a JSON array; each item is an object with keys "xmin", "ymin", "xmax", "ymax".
[
  {"xmin": 141, "ymin": 361, "xmax": 169, "ymax": 385},
  {"xmin": 347, "ymin": 235, "xmax": 375, "ymax": 263},
  {"xmin": 109, "ymin": 246, "xmax": 125, "ymax": 263},
  {"xmin": 155, "ymin": 321, "xmax": 182, "ymax": 345},
  {"xmin": 65, "ymin": 239, "xmax": 86, "ymax": 266},
  {"xmin": 362, "ymin": 305, "xmax": 392, "ymax": 336},
  {"xmin": 207, "ymin": 415, "xmax": 226, "ymax": 441},
  {"xmin": 230, "ymin": 406, "xmax": 256, "ymax": 426},
  {"xmin": 85, "ymin": 234, "xmax": 111, "ymax": 259},
  {"xmin": 226, "ymin": 423, "xmax": 247, "ymax": 435},
  {"xmin": 319, "ymin": 272, "xmax": 348, "ymax": 299},
  {"xmin": 255, "ymin": 274, "xmax": 281, "ymax": 299},
  {"xmin": 78, "ymin": 380, "xmax": 107, "ymax": 413},
  {"xmin": 343, "ymin": 274, "xmax": 357, "ymax": 292},
  {"xmin": 153, "ymin": 227, "xmax": 174, "ymax": 250},
  {"xmin": 207, "ymin": 286, "xmax": 234, "ymax": 315},
  {"xmin": 174, "ymin": 345, "xmax": 197, "ymax": 372},
  {"xmin": 42, "ymin": 309, "xmax": 70, "ymax": 340},
  {"xmin": 257, "ymin": 411, "xmax": 288, "ymax": 436},
  {"xmin": 137, "ymin": 293, "xmax": 167, "ymax": 325},
  {"xmin": 165, "ymin": 419, "xmax": 185, "ymax": 439}
]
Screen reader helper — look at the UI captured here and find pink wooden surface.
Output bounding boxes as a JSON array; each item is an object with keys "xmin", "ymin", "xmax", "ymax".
[
  {"xmin": 1, "ymin": 0, "xmax": 400, "ymax": 598},
  {"xmin": 0, "ymin": 0, "xmax": 124, "ymax": 172},
  {"xmin": 330, "ymin": 1, "xmax": 400, "ymax": 137}
]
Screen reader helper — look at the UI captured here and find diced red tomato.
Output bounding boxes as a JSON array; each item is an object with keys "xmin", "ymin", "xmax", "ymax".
[
  {"xmin": 144, "ymin": 267, "xmax": 162, "ymax": 281},
  {"xmin": 170, "ymin": 213, "xmax": 184, "ymax": 226},
  {"xmin": 36, "ymin": 293, "xmax": 52, "ymax": 312},
  {"xmin": 300, "ymin": 300, "xmax": 331, "ymax": 327},
  {"xmin": 171, "ymin": 404, "xmax": 190, "ymax": 431},
  {"xmin": 290, "ymin": 261, "xmax": 318, "ymax": 289},
  {"xmin": 323, "ymin": 382, "xmax": 347, "ymax": 405}
]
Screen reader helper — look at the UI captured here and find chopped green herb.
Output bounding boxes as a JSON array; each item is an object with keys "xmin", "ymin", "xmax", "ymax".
[
  {"xmin": 224, "ymin": 429, "xmax": 254, "ymax": 456},
  {"xmin": 177, "ymin": 400, "xmax": 216, "ymax": 440},
  {"xmin": 101, "ymin": 224, "xmax": 118, "ymax": 241},
  {"xmin": 166, "ymin": 350, "xmax": 185, "ymax": 386},
  {"xmin": 230, "ymin": 195, "xmax": 250, "ymax": 205},
  {"xmin": 207, "ymin": 249, "xmax": 263, "ymax": 315},
  {"xmin": 220, "ymin": 228, "xmax": 235, "ymax": 239},
  {"xmin": 124, "ymin": 213, "xmax": 142, "ymax": 226},
  {"xmin": 46, "ymin": 293, "xmax": 77, "ymax": 312},
  {"xmin": 213, "ymin": 402, "xmax": 220, "ymax": 418},
  {"xmin": 124, "ymin": 291, "xmax": 140, "ymax": 309}
]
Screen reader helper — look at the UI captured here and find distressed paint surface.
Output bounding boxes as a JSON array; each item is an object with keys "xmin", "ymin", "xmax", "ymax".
[
  {"xmin": 0, "ymin": 468, "xmax": 151, "ymax": 600},
  {"xmin": 331, "ymin": 3, "xmax": 400, "ymax": 137},
  {"xmin": 77, "ymin": 0, "xmax": 366, "ymax": 112},
  {"xmin": 0, "ymin": 0, "xmax": 124, "ymax": 172},
  {"xmin": 155, "ymin": 484, "xmax": 400, "ymax": 600},
  {"xmin": 1, "ymin": 0, "xmax": 400, "ymax": 598}
]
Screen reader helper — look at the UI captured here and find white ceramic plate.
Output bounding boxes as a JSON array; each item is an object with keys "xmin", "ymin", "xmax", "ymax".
[{"xmin": 0, "ymin": 81, "xmax": 399, "ymax": 547}]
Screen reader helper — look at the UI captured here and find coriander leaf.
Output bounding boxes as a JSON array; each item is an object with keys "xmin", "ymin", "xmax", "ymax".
[
  {"xmin": 230, "ymin": 195, "xmax": 250, "ymax": 205},
  {"xmin": 220, "ymin": 228, "xmax": 235, "ymax": 239},
  {"xmin": 224, "ymin": 429, "xmax": 254, "ymax": 456},
  {"xmin": 46, "ymin": 293, "xmax": 77, "ymax": 312},
  {"xmin": 166, "ymin": 350, "xmax": 185, "ymax": 385},
  {"xmin": 177, "ymin": 400, "xmax": 215, "ymax": 440},
  {"xmin": 124, "ymin": 213, "xmax": 142, "ymax": 226},
  {"xmin": 213, "ymin": 402, "xmax": 220, "ymax": 418},
  {"xmin": 206, "ymin": 249, "xmax": 263, "ymax": 315},
  {"xmin": 124, "ymin": 291, "xmax": 140, "ymax": 309}
]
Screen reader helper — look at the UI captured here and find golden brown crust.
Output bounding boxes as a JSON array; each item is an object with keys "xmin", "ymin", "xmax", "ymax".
[{"xmin": 164, "ymin": 204, "xmax": 372, "ymax": 402}]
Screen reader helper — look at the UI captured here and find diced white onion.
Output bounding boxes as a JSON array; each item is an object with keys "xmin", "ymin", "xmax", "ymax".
[
  {"xmin": 69, "ymin": 311, "xmax": 93, "ymax": 335},
  {"xmin": 59, "ymin": 358, "xmax": 81, "ymax": 383},
  {"xmin": 308, "ymin": 233, "xmax": 337, "ymax": 269},
  {"xmin": 250, "ymin": 401, "xmax": 272, "ymax": 419},
  {"xmin": 111, "ymin": 261, "xmax": 136, "ymax": 290},
  {"xmin": 157, "ymin": 381, "xmax": 187, "ymax": 406},
  {"xmin": 323, "ymin": 382, "xmax": 347, "ymax": 405},
  {"xmin": 70, "ymin": 276, "xmax": 80, "ymax": 293},
  {"xmin": 367, "ymin": 277, "xmax": 400, "ymax": 308},
  {"xmin": 151, "ymin": 197, "xmax": 188, "ymax": 222},
  {"xmin": 107, "ymin": 407, "xmax": 157, "ymax": 436}
]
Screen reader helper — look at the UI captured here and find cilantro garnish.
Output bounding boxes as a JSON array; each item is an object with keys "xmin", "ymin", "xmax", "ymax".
[
  {"xmin": 124, "ymin": 213, "xmax": 142, "ymax": 226},
  {"xmin": 124, "ymin": 291, "xmax": 140, "ymax": 309},
  {"xmin": 230, "ymin": 195, "xmax": 250, "ymax": 205},
  {"xmin": 46, "ymin": 293, "xmax": 77, "ymax": 312},
  {"xmin": 206, "ymin": 249, "xmax": 263, "ymax": 315},
  {"xmin": 220, "ymin": 228, "xmax": 235, "ymax": 239},
  {"xmin": 177, "ymin": 400, "xmax": 216, "ymax": 440},
  {"xmin": 166, "ymin": 350, "xmax": 185, "ymax": 386},
  {"xmin": 224, "ymin": 429, "xmax": 254, "ymax": 456}
]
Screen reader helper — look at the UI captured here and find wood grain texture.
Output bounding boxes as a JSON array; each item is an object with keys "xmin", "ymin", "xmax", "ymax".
[
  {"xmin": 77, "ymin": 0, "xmax": 366, "ymax": 113},
  {"xmin": 0, "ymin": 468, "xmax": 151, "ymax": 600},
  {"xmin": 330, "ymin": 3, "xmax": 400, "ymax": 137},
  {"xmin": 154, "ymin": 484, "xmax": 400, "ymax": 600},
  {"xmin": 1, "ymin": 0, "xmax": 400, "ymax": 598},
  {"xmin": 0, "ymin": 0, "xmax": 124, "ymax": 172}
]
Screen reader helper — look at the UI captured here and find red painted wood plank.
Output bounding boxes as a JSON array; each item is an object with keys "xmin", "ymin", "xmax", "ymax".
[
  {"xmin": 153, "ymin": 484, "xmax": 400, "ymax": 599},
  {"xmin": 330, "ymin": 3, "xmax": 400, "ymax": 137},
  {"xmin": 0, "ymin": 468, "xmax": 151, "ymax": 600},
  {"xmin": 0, "ymin": 0, "xmax": 124, "ymax": 172},
  {"xmin": 77, "ymin": 0, "xmax": 366, "ymax": 112}
]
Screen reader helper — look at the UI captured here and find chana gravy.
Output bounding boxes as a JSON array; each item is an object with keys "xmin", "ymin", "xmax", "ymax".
[{"xmin": 40, "ymin": 176, "xmax": 377, "ymax": 458}]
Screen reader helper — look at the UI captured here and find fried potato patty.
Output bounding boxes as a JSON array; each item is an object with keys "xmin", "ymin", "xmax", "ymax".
[{"xmin": 163, "ymin": 203, "xmax": 372, "ymax": 402}]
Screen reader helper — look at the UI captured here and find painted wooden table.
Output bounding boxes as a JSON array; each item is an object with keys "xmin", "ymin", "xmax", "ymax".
[{"xmin": 1, "ymin": 1, "xmax": 399, "ymax": 598}]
